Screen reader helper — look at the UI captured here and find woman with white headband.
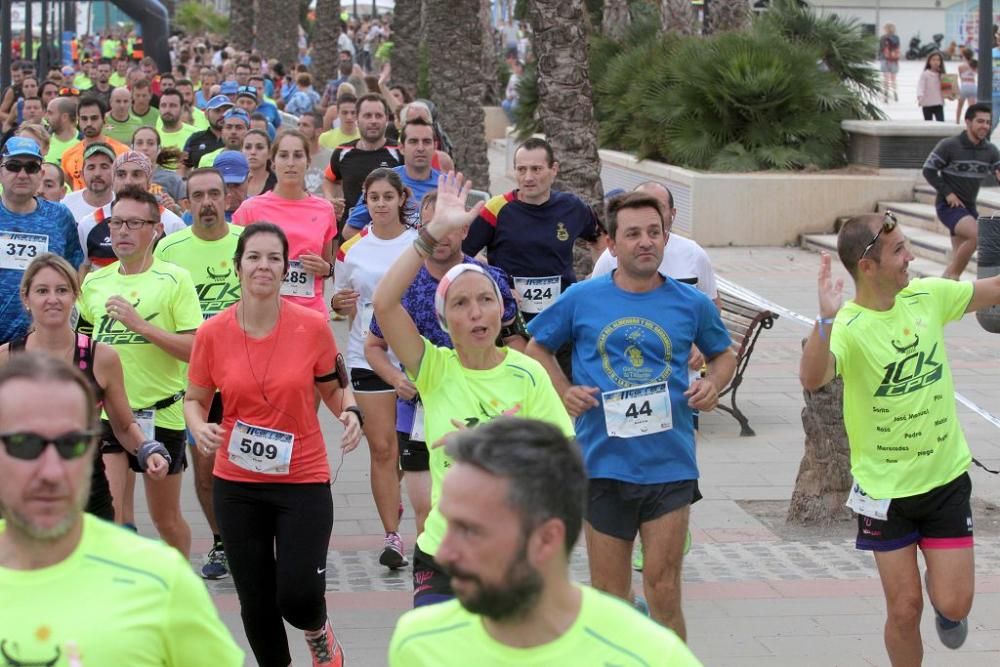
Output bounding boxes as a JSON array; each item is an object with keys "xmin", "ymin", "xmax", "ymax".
[{"xmin": 372, "ymin": 171, "xmax": 573, "ymax": 608}]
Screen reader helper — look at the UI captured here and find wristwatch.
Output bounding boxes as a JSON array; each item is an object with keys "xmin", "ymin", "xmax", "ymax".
[{"xmin": 344, "ymin": 405, "xmax": 364, "ymax": 427}]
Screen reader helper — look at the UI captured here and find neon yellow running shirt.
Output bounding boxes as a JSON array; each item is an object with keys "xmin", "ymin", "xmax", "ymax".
[
  {"xmin": 154, "ymin": 224, "xmax": 242, "ymax": 318},
  {"xmin": 830, "ymin": 277, "xmax": 973, "ymax": 499},
  {"xmin": 389, "ymin": 584, "xmax": 703, "ymax": 666},
  {"xmin": 408, "ymin": 338, "xmax": 574, "ymax": 557},
  {"xmin": 0, "ymin": 514, "xmax": 244, "ymax": 666}
]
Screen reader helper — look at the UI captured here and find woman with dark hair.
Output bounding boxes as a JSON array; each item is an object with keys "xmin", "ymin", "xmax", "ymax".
[
  {"xmin": 132, "ymin": 125, "xmax": 185, "ymax": 203},
  {"xmin": 186, "ymin": 221, "xmax": 362, "ymax": 667},
  {"xmin": 918, "ymin": 51, "xmax": 946, "ymax": 122},
  {"xmin": 331, "ymin": 167, "xmax": 418, "ymax": 570},
  {"xmin": 242, "ymin": 128, "xmax": 276, "ymax": 196}
]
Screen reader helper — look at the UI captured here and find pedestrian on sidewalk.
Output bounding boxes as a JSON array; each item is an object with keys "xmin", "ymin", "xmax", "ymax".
[
  {"xmin": 800, "ymin": 212, "xmax": 1000, "ymax": 664},
  {"xmin": 879, "ymin": 23, "xmax": 901, "ymax": 103},
  {"xmin": 955, "ymin": 47, "xmax": 978, "ymax": 124},
  {"xmin": 922, "ymin": 102, "xmax": 1000, "ymax": 279},
  {"xmin": 917, "ymin": 51, "xmax": 946, "ymax": 122}
]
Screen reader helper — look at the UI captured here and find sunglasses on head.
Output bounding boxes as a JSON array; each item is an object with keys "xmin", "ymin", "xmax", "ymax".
[
  {"xmin": 0, "ymin": 431, "xmax": 96, "ymax": 460},
  {"xmin": 860, "ymin": 211, "xmax": 898, "ymax": 260},
  {"xmin": 3, "ymin": 161, "xmax": 42, "ymax": 174}
]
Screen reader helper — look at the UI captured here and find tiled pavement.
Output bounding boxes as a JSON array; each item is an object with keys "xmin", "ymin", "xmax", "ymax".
[{"xmin": 132, "ymin": 68, "xmax": 1000, "ymax": 664}]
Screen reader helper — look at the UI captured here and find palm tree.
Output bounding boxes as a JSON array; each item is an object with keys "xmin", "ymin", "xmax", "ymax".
[
  {"xmin": 526, "ymin": 0, "xmax": 603, "ymax": 206},
  {"xmin": 660, "ymin": 0, "xmax": 696, "ymax": 36},
  {"xmin": 229, "ymin": 0, "xmax": 255, "ymax": 52},
  {"xmin": 390, "ymin": 0, "xmax": 421, "ymax": 91},
  {"xmin": 311, "ymin": 0, "xmax": 341, "ymax": 94},
  {"xmin": 527, "ymin": 0, "xmax": 604, "ymax": 278},
  {"xmin": 424, "ymin": 0, "xmax": 490, "ymax": 188},
  {"xmin": 603, "ymin": 0, "xmax": 631, "ymax": 40},
  {"xmin": 256, "ymin": 0, "xmax": 299, "ymax": 71},
  {"xmin": 704, "ymin": 0, "xmax": 751, "ymax": 34}
]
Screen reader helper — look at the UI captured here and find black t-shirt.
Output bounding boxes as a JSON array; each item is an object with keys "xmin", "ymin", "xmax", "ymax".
[
  {"xmin": 328, "ymin": 139, "xmax": 402, "ymax": 219},
  {"xmin": 183, "ymin": 129, "xmax": 224, "ymax": 169}
]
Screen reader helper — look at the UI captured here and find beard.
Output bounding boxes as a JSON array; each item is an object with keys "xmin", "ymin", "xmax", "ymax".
[
  {"xmin": 1, "ymin": 467, "xmax": 90, "ymax": 541},
  {"xmin": 446, "ymin": 541, "xmax": 544, "ymax": 621}
]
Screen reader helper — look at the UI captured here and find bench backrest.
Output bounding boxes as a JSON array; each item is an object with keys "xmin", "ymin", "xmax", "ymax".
[{"xmin": 719, "ymin": 291, "xmax": 777, "ymax": 359}]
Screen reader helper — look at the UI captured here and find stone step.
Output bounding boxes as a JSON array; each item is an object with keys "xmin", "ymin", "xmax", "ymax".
[
  {"xmin": 912, "ymin": 183, "xmax": 1000, "ymax": 216},
  {"xmin": 875, "ymin": 201, "xmax": 941, "ymax": 234},
  {"xmin": 801, "ymin": 233, "xmax": 977, "ymax": 281}
]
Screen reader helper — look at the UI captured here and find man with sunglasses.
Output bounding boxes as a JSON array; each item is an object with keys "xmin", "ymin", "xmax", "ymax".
[
  {"xmin": 0, "ymin": 137, "xmax": 83, "ymax": 345},
  {"xmin": 0, "ymin": 352, "xmax": 243, "ymax": 665},
  {"xmin": 800, "ymin": 211, "xmax": 1000, "ymax": 664}
]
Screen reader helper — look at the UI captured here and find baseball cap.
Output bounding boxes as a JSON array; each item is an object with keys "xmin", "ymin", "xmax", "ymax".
[
  {"xmin": 2, "ymin": 137, "xmax": 44, "ymax": 160},
  {"xmin": 220, "ymin": 81, "xmax": 239, "ymax": 95},
  {"xmin": 236, "ymin": 85, "xmax": 258, "ymax": 101},
  {"xmin": 61, "ymin": 65, "xmax": 75, "ymax": 77},
  {"xmin": 223, "ymin": 108, "xmax": 251, "ymax": 127},
  {"xmin": 206, "ymin": 94, "xmax": 234, "ymax": 111},
  {"xmin": 213, "ymin": 150, "xmax": 250, "ymax": 184},
  {"xmin": 604, "ymin": 187, "xmax": 626, "ymax": 200},
  {"xmin": 82, "ymin": 142, "xmax": 116, "ymax": 162}
]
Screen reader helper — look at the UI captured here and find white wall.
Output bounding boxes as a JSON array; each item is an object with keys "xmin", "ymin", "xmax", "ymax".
[{"xmin": 809, "ymin": 0, "xmax": 966, "ymax": 52}]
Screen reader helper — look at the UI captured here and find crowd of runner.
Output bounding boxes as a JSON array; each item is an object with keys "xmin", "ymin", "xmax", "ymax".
[{"xmin": 0, "ymin": 16, "xmax": 993, "ymax": 667}]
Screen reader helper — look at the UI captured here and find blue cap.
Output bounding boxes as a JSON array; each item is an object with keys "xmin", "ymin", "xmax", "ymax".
[
  {"xmin": 206, "ymin": 94, "xmax": 234, "ymax": 111},
  {"xmin": 223, "ymin": 108, "xmax": 251, "ymax": 127},
  {"xmin": 220, "ymin": 81, "xmax": 239, "ymax": 95},
  {"xmin": 213, "ymin": 150, "xmax": 250, "ymax": 184},
  {"xmin": 2, "ymin": 137, "xmax": 44, "ymax": 160},
  {"xmin": 604, "ymin": 187, "xmax": 626, "ymax": 201}
]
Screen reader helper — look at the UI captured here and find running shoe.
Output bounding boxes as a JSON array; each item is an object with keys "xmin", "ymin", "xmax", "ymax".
[
  {"xmin": 201, "ymin": 544, "xmax": 229, "ymax": 580},
  {"xmin": 926, "ymin": 572, "xmax": 968, "ymax": 649},
  {"xmin": 633, "ymin": 595, "xmax": 650, "ymax": 617},
  {"xmin": 305, "ymin": 619, "xmax": 345, "ymax": 667},
  {"xmin": 380, "ymin": 531, "xmax": 409, "ymax": 569}
]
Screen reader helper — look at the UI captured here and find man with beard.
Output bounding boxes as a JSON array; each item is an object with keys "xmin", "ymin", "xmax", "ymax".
[
  {"xmin": 61, "ymin": 143, "xmax": 115, "ymax": 222},
  {"xmin": 322, "ymin": 93, "xmax": 400, "ymax": 236},
  {"xmin": 130, "ymin": 78, "xmax": 160, "ymax": 126},
  {"xmin": 103, "ymin": 87, "xmax": 142, "ymax": 146},
  {"xmin": 388, "ymin": 417, "xmax": 702, "ymax": 666},
  {"xmin": 45, "ymin": 96, "xmax": 81, "ymax": 166},
  {"xmin": 85, "ymin": 58, "xmax": 114, "ymax": 110},
  {"xmin": 61, "ymin": 98, "xmax": 128, "ymax": 191},
  {"xmin": 155, "ymin": 167, "xmax": 242, "ymax": 580},
  {"xmin": 183, "ymin": 94, "xmax": 230, "ymax": 170},
  {"xmin": 155, "ymin": 88, "xmax": 197, "ymax": 166},
  {"xmin": 176, "ymin": 78, "xmax": 209, "ymax": 130},
  {"xmin": 198, "ymin": 108, "xmax": 249, "ymax": 167},
  {"xmin": 0, "ymin": 353, "xmax": 244, "ymax": 666}
]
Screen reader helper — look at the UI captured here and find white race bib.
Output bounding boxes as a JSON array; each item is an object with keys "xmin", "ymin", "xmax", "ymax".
[
  {"xmin": 133, "ymin": 409, "xmax": 156, "ymax": 442},
  {"xmin": 602, "ymin": 382, "xmax": 672, "ymax": 438},
  {"xmin": 0, "ymin": 232, "xmax": 48, "ymax": 271},
  {"xmin": 359, "ymin": 302, "xmax": 374, "ymax": 337},
  {"xmin": 513, "ymin": 275, "xmax": 561, "ymax": 314},
  {"xmin": 228, "ymin": 420, "xmax": 294, "ymax": 475},
  {"xmin": 280, "ymin": 259, "xmax": 315, "ymax": 298},
  {"xmin": 846, "ymin": 481, "xmax": 891, "ymax": 520},
  {"xmin": 410, "ymin": 402, "xmax": 426, "ymax": 442}
]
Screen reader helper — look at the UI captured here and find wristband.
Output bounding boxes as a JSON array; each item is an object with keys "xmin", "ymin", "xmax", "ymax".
[
  {"xmin": 137, "ymin": 439, "xmax": 172, "ymax": 472},
  {"xmin": 816, "ymin": 315, "xmax": 835, "ymax": 340},
  {"xmin": 344, "ymin": 405, "xmax": 364, "ymax": 428},
  {"xmin": 327, "ymin": 261, "xmax": 335, "ymax": 278}
]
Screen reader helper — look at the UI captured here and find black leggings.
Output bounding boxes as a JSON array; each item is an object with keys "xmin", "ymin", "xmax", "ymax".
[
  {"xmin": 923, "ymin": 105, "xmax": 944, "ymax": 121},
  {"xmin": 214, "ymin": 477, "xmax": 334, "ymax": 667}
]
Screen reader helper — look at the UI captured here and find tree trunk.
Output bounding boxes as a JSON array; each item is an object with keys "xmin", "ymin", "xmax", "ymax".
[
  {"xmin": 704, "ymin": 0, "xmax": 751, "ymax": 34},
  {"xmin": 312, "ymin": 0, "xmax": 341, "ymax": 91},
  {"xmin": 424, "ymin": 0, "xmax": 491, "ymax": 189},
  {"xmin": 390, "ymin": 0, "xmax": 421, "ymax": 92},
  {"xmin": 787, "ymin": 377, "xmax": 853, "ymax": 525},
  {"xmin": 229, "ymin": 0, "xmax": 255, "ymax": 52},
  {"xmin": 480, "ymin": 0, "xmax": 501, "ymax": 105},
  {"xmin": 256, "ymin": 0, "xmax": 299, "ymax": 70},
  {"xmin": 660, "ymin": 0, "xmax": 697, "ymax": 36},
  {"xmin": 528, "ymin": 0, "xmax": 604, "ymax": 278},
  {"xmin": 602, "ymin": 0, "xmax": 630, "ymax": 40}
]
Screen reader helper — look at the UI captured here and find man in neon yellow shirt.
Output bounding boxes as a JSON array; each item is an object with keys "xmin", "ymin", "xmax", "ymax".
[
  {"xmin": 156, "ymin": 87, "xmax": 197, "ymax": 162},
  {"xmin": 801, "ymin": 212, "xmax": 1000, "ymax": 664},
  {"xmin": 389, "ymin": 417, "xmax": 702, "ymax": 666},
  {"xmin": 77, "ymin": 185, "xmax": 202, "ymax": 556},
  {"xmin": 0, "ymin": 353, "xmax": 243, "ymax": 666},
  {"xmin": 319, "ymin": 93, "xmax": 360, "ymax": 150}
]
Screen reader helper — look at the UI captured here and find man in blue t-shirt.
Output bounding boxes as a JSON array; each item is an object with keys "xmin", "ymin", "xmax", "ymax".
[
  {"xmin": 345, "ymin": 118, "xmax": 439, "ymax": 232},
  {"xmin": 526, "ymin": 191, "xmax": 735, "ymax": 641},
  {"xmin": 366, "ymin": 192, "xmax": 523, "ymax": 585},
  {"xmin": 0, "ymin": 137, "xmax": 84, "ymax": 343}
]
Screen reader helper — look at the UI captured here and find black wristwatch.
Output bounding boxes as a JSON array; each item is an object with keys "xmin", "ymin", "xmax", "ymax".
[
  {"xmin": 327, "ymin": 261, "xmax": 336, "ymax": 279},
  {"xmin": 344, "ymin": 405, "xmax": 364, "ymax": 427}
]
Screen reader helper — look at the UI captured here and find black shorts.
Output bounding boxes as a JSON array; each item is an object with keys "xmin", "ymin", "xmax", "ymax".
[
  {"xmin": 99, "ymin": 420, "xmax": 188, "ymax": 475},
  {"xmin": 398, "ymin": 431, "xmax": 429, "ymax": 472},
  {"xmin": 86, "ymin": 447, "xmax": 115, "ymax": 521},
  {"xmin": 351, "ymin": 367, "xmax": 393, "ymax": 393},
  {"xmin": 587, "ymin": 478, "xmax": 702, "ymax": 541},
  {"xmin": 413, "ymin": 544, "xmax": 453, "ymax": 607},
  {"xmin": 856, "ymin": 472, "xmax": 974, "ymax": 552}
]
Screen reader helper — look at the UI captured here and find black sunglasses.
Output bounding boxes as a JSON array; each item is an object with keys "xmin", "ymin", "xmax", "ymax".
[
  {"xmin": 860, "ymin": 211, "xmax": 898, "ymax": 260},
  {"xmin": 0, "ymin": 430, "xmax": 96, "ymax": 460},
  {"xmin": 3, "ymin": 161, "xmax": 42, "ymax": 174}
]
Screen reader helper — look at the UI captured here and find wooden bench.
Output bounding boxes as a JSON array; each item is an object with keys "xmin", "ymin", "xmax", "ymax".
[{"xmin": 715, "ymin": 288, "xmax": 779, "ymax": 436}]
